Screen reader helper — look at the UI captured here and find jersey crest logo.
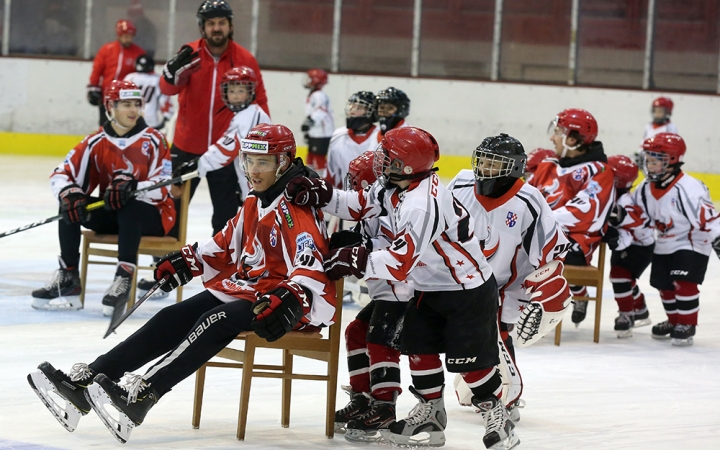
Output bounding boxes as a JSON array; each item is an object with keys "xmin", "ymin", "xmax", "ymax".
[
  {"xmin": 586, "ymin": 180, "xmax": 602, "ymax": 199},
  {"xmin": 505, "ymin": 211, "xmax": 518, "ymax": 228},
  {"xmin": 572, "ymin": 168, "xmax": 584, "ymax": 181},
  {"xmin": 141, "ymin": 141, "xmax": 150, "ymax": 157},
  {"xmin": 269, "ymin": 225, "xmax": 277, "ymax": 247}
]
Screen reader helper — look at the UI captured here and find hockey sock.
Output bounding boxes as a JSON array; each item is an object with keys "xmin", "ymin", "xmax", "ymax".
[
  {"xmin": 368, "ymin": 343, "xmax": 401, "ymax": 401},
  {"xmin": 609, "ymin": 266, "xmax": 634, "ymax": 312},
  {"xmin": 673, "ymin": 280, "xmax": 699, "ymax": 326},
  {"xmin": 462, "ymin": 367, "xmax": 503, "ymax": 401},
  {"xmin": 632, "ymin": 282, "xmax": 648, "ymax": 312},
  {"xmin": 345, "ymin": 318, "xmax": 371, "ymax": 394},
  {"xmin": 570, "ymin": 285, "xmax": 588, "ymax": 299},
  {"xmin": 408, "ymin": 354, "xmax": 444, "ymax": 400},
  {"xmin": 659, "ymin": 289, "xmax": 678, "ymax": 324}
]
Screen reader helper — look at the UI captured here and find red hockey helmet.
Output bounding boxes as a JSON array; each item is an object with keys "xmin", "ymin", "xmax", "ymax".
[
  {"xmin": 607, "ymin": 155, "xmax": 638, "ymax": 189},
  {"xmin": 640, "ymin": 132, "xmax": 686, "ymax": 181},
  {"xmin": 304, "ymin": 69, "xmax": 328, "ymax": 90},
  {"xmin": 220, "ymin": 66, "xmax": 257, "ymax": 112},
  {"xmin": 115, "ymin": 19, "xmax": 137, "ymax": 36},
  {"xmin": 652, "ymin": 97, "xmax": 674, "ymax": 115},
  {"xmin": 525, "ymin": 148, "xmax": 556, "ymax": 175},
  {"xmin": 553, "ymin": 108, "xmax": 598, "ymax": 145},
  {"xmin": 104, "ymin": 79, "xmax": 143, "ymax": 109},
  {"xmin": 373, "ymin": 127, "xmax": 439, "ymax": 186},
  {"xmin": 241, "ymin": 123, "xmax": 296, "ymax": 160},
  {"xmin": 346, "ymin": 151, "xmax": 377, "ymax": 191}
]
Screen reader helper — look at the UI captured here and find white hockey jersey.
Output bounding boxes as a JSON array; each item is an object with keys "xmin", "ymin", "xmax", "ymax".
[
  {"xmin": 614, "ymin": 191, "xmax": 655, "ymax": 251},
  {"xmin": 325, "ymin": 125, "xmax": 381, "ymax": 189},
  {"xmin": 643, "ymin": 121, "xmax": 678, "ymax": 141},
  {"xmin": 625, "ymin": 172, "xmax": 720, "ymax": 256},
  {"xmin": 124, "ymin": 72, "xmax": 174, "ymax": 129},
  {"xmin": 449, "ymin": 171, "xmax": 570, "ymax": 323},
  {"xmin": 323, "ymin": 173, "xmax": 493, "ymax": 292},
  {"xmin": 305, "ymin": 90, "xmax": 334, "ymax": 138}
]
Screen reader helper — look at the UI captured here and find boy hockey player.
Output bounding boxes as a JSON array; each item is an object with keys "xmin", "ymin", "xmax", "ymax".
[
  {"xmin": 375, "ymin": 87, "xmax": 410, "ymax": 140},
  {"xmin": 286, "ymin": 127, "xmax": 520, "ymax": 450},
  {"xmin": 124, "ymin": 54, "xmax": 174, "ymax": 131},
  {"xmin": 27, "ymin": 124, "xmax": 336, "ymax": 443},
  {"xmin": 449, "ymin": 134, "xmax": 570, "ymax": 422},
  {"xmin": 622, "ymin": 133, "xmax": 720, "ymax": 346},
  {"xmin": 31, "ymin": 80, "xmax": 175, "ymax": 315},
  {"xmin": 529, "ymin": 108, "xmax": 615, "ymax": 327},
  {"xmin": 643, "ymin": 97, "xmax": 678, "ymax": 141},
  {"xmin": 301, "ymin": 68, "xmax": 334, "ymax": 175}
]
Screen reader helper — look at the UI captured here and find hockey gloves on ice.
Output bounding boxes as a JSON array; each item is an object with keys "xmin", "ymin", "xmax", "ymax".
[
  {"xmin": 515, "ymin": 260, "xmax": 571, "ymax": 348},
  {"xmin": 58, "ymin": 184, "xmax": 89, "ymax": 224},
  {"xmin": 713, "ymin": 236, "xmax": 720, "ymax": 260},
  {"xmin": 154, "ymin": 244, "xmax": 203, "ymax": 292},
  {"xmin": 285, "ymin": 176, "xmax": 333, "ymax": 207},
  {"xmin": 86, "ymin": 85, "xmax": 102, "ymax": 106},
  {"xmin": 104, "ymin": 172, "xmax": 138, "ymax": 210},
  {"xmin": 323, "ymin": 246, "xmax": 369, "ymax": 280},
  {"xmin": 163, "ymin": 45, "xmax": 200, "ymax": 86},
  {"xmin": 252, "ymin": 280, "xmax": 312, "ymax": 342}
]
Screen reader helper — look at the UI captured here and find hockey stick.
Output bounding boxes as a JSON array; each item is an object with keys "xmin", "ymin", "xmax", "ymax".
[
  {"xmin": 0, "ymin": 171, "xmax": 199, "ymax": 239},
  {"xmin": 104, "ymin": 275, "xmax": 171, "ymax": 339}
]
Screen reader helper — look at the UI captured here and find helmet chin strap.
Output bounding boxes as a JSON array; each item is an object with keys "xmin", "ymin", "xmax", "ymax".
[
  {"xmin": 274, "ymin": 157, "xmax": 288, "ymax": 181},
  {"xmin": 560, "ymin": 134, "xmax": 580, "ymax": 158},
  {"xmin": 105, "ymin": 104, "xmax": 131, "ymax": 131}
]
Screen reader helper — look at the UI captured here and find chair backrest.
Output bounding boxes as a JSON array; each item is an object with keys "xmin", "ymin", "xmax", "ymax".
[{"xmin": 175, "ymin": 181, "xmax": 192, "ymax": 245}]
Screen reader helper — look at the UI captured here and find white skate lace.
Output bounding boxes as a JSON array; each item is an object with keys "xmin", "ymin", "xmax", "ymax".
[
  {"xmin": 120, "ymin": 372, "xmax": 149, "ymax": 404},
  {"xmin": 481, "ymin": 401, "xmax": 506, "ymax": 434},
  {"xmin": 105, "ymin": 274, "xmax": 130, "ymax": 297},
  {"xmin": 674, "ymin": 324, "xmax": 692, "ymax": 333},
  {"xmin": 404, "ymin": 400, "xmax": 433, "ymax": 426},
  {"xmin": 68, "ymin": 363, "xmax": 93, "ymax": 382},
  {"xmin": 43, "ymin": 269, "xmax": 64, "ymax": 291}
]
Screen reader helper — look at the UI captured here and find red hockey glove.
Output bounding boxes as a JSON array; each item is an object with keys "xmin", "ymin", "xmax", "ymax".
[
  {"xmin": 285, "ymin": 176, "xmax": 333, "ymax": 207},
  {"xmin": 323, "ymin": 246, "xmax": 369, "ymax": 280},
  {"xmin": 252, "ymin": 280, "xmax": 312, "ymax": 342},
  {"xmin": 154, "ymin": 244, "xmax": 204, "ymax": 292},
  {"xmin": 104, "ymin": 172, "xmax": 138, "ymax": 210},
  {"xmin": 162, "ymin": 45, "xmax": 200, "ymax": 86},
  {"xmin": 58, "ymin": 184, "xmax": 89, "ymax": 224}
]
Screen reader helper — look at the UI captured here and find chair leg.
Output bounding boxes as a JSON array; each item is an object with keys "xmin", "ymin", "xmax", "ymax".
[
  {"xmin": 192, "ymin": 365, "xmax": 207, "ymax": 429},
  {"xmin": 281, "ymin": 350, "xmax": 293, "ymax": 428},
  {"xmin": 326, "ymin": 345, "xmax": 340, "ymax": 438},
  {"xmin": 128, "ymin": 267, "xmax": 138, "ymax": 309},
  {"xmin": 176, "ymin": 285, "xmax": 183, "ymax": 303},
  {"xmin": 237, "ymin": 339, "xmax": 256, "ymax": 441},
  {"xmin": 593, "ymin": 298, "xmax": 602, "ymax": 344},
  {"xmin": 79, "ymin": 237, "xmax": 90, "ymax": 307},
  {"xmin": 554, "ymin": 320, "xmax": 562, "ymax": 346}
]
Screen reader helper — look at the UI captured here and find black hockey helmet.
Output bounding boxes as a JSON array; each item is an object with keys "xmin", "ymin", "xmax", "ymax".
[
  {"xmin": 472, "ymin": 133, "xmax": 526, "ymax": 197},
  {"xmin": 135, "ymin": 54, "xmax": 154, "ymax": 73},
  {"xmin": 197, "ymin": 0, "xmax": 233, "ymax": 27},
  {"xmin": 376, "ymin": 87, "xmax": 410, "ymax": 133},
  {"xmin": 345, "ymin": 91, "xmax": 377, "ymax": 132}
]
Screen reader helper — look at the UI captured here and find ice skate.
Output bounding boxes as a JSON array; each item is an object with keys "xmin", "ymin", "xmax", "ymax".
[
  {"xmin": 137, "ymin": 278, "xmax": 169, "ymax": 300},
  {"xmin": 473, "ymin": 396, "xmax": 520, "ymax": 450},
  {"xmin": 85, "ymin": 373, "xmax": 158, "ymax": 444},
  {"xmin": 671, "ymin": 324, "xmax": 695, "ymax": 347},
  {"xmin": 335, "ymin": 385, "xmax": 371, "ymax": 433},
  {"xmin": 651, "ymin": 320, "xmax": 674, "ymax": 340},
  {"xmin": 344, "ymin": 397, "xmax": 396, "ymax": 443},
  {"xmin": 386, "ymin": 386, "xmax": 446, "ymax": 447},
  {"xmin": 31, "ymin": 262, "xmax": 82, "ymax": 311},
  {"xmin": 27, "ymin": 362, "xmax": 95, "ymax": 432},
  {"xmin": 506, "ymin": 398, "xmax": 525, "ymax": 423},
  {"xmin": 614, "ymin": 312, "xmax": 635, "ymax": 338},
  {"xmin": 102, "ymin": 263, "xmax": 135, "ymax": 317},
  {"xmin": 633, "ymin": 305, "xmax": 651, "ymax": 327},
  {"xmin": 571, "ymin": 300, "xmax": 588, "ymax": 327}
]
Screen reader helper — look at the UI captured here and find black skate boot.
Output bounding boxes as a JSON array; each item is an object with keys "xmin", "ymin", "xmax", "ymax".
[
  {"xmin": 137, "ymin": 278, "xmax": 169, "ymax": 300},
  {"xmin": 102, "ymin": 263, "xmax": 135, "ymax": 317},
  {"xmin": 633, "ymin": 299, "xmax": 651, "ymax": 327},
  {"xmin": 571, "ymin": 300, "xmax": 588, "ymax": 326},
  {"xmin": 651, "ymin": 320, "xmax": 674, "ymax": 340},
  {"xmin": 27, "ymin": 362, "xmax": 95, "ymax": 432},
  {"xmin": 387, "ymin": 385, "xmax": 446, "ymax": 447},
  {"xmin": 614, "ymin": 312, "xmax": 635, "ymax": 338},
  {"xmin": 31, "ymin": 258, "xmax": 82, "ymax": 310},
  {"xmin": 335, "ymin": 385, "xmax": 371, "ymax": 433},
  {"xmin": 345, "ymin": 398, "xmax": 396, "ymax": 443},
  {"xmin": 85, "ymin": 373, "xmax": 158, "ymax": 444},
  {"xmin": 473, "ymin": 395, "xmax": 520, "ymax": 450},
  {"xmin": 671, "ymin": 324, "xmax": 696, "ymax": 347}
]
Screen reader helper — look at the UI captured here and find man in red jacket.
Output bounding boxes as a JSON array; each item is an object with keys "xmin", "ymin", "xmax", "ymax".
[
  {"xmin": 160, "ymin": 0, "xmax": 270, "ymax": 235},
  {"xmin": 87, "ymin": 19, "xmax": 145, "ymax": 126}
]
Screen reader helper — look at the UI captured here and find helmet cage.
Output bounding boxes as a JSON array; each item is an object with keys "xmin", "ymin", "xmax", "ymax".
[
  {"xmin": 641, "ymin": 150, "xmax": 670, "ymax": 182},
  {"xmin": 372, "ymin": 144, "xmax": 412, "ymax": 187},
  {"xmin": 221, "ymin": 79, "xmax": 256, "ymax": 112},
  {"xmin": 471, "ymin": 149, "xmax": 525, "ymax": 182}
]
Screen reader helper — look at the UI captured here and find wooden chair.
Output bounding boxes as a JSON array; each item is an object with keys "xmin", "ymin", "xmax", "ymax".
[
  {"xmin": 191, "ymin": 279, "xmax": 344, "ymax": 441},
  {"xmin": 554, "ymin": 242, "xmax": 607, "ymax": 345},
  {"xmin": 78, "ymin": 181, "xmax": 191, "ymax": 308}
]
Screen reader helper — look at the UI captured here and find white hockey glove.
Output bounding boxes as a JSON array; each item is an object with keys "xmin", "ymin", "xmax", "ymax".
[{"xmin": 514, "ymin": 260, "xmax": 571, "ymax": 348}]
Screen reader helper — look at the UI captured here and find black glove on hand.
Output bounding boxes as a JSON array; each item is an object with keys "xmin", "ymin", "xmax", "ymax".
[
  {"xmin": 172, "ymin": 158, "xmax": 201, "ymax": 185},
  {"xmin": 608, "ymin": 204, "xmax": 627, "ymax": 227},
  {"xmin": 323, "ymin": 246, "xmax": 369, "ymax": 280},
  {"xmin": 300, "ymin": 117, "xmax": 314, "ymax": 132},
  {"xmin": 163, "ymin": 45, "xmax": 200, "ymax": 86},
  {"xmin": 602, "ymin": 226, "xmax": 621, "ymax": 251},
  {"xmin": 713, "ymin": 236, "xmax": 720, "ymax": 260},
  {"xmin": 285, "ymin": 176, "xmax": 333, "ymax": 207},
  {"xmin": 86, "ymin": 85, "xmax": 102, "ymax": 106},
  {"xmin": 154, "ymin": 244, "xmax": 204, "ymax": 292},
  {"xmin": 59, "ymin": 184, "xmax": 89, "ymax": 224},
  {"xmin": 329, "ymin": 230, "xmax": 374, "ymax": 251},
  {"xmin": 252, "ymin": 280, "xmax": 311, "ymax": 342},
  {"xmin": 104, "ymin": 172, "xmax": 138, "ymax": 210}
]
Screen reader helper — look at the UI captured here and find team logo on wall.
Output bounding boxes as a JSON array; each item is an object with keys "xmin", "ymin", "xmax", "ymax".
[{"xmin": 505, "ymin": 211, "xmax": 517, "ymax": 228}]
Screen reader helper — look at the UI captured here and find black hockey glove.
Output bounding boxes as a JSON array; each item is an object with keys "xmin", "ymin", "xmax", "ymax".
[
  {"xmin": 602, "ymin": 226, "xmax": 621, "ymax": 251},
  {"xmin": 712, "ymin": 236, "xmax": 720, "ymax": 260},
  {"xmin": 608, "ymin": 204, "xmax": 627, "ymax": 227},
  {"xmin": 104, "ymin": 172, "xmax": 138, "ymax": 210},
  {"xmin": 329, "ymin": 230, "xmax": 373, "ymax": 251},
  {"xmin": 252, "ymin": 280, "xmax": 312, "ymax": 342},
  {"xmin": 300, "ymin": 117, "xmax": 314, "ymax": 132},
  {"xmin": 323, "ymin": 246, "xmax": 369, "ymax": 280},
  {"xmin": 163, "ymin": 45, "xmax": 201, "ymax": 86},
  {"xmin": 154, "ymin": 244, "xmax": 204, "ymax": 292},
  {"xmin": 86, "ymin": 85, "xmax": 102, "ymax": 106},
  {"xmin": 172, "ymin": 158, "xmax": 202, "ymax": 185},
  {"xmin": 285, "ymin": 176, "xmax": 333, "ymax": 207},
  {"xmin": 58, "ymin": 184, "xmax": 89, "ymax": 224}
]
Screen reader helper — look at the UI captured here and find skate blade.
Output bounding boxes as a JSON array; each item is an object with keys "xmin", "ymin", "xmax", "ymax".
[
  {"xmin": 671, "ymin": 337, "xmax": 694, "ymax": 347},
  {"xmin": 651, "ymin": 334, "xmax": 672, "ymax": 340},
  {"xmin": 334, "ymin": 422, "xmax": 348, "ymax": 434},
  {"xmin": 31, "ymin": 297, "xmax": 82, "ymax": 311},
  {"xmin": 387, "ymin": 430, "xmax": 446, "ymax": 447},
  {"xmin": 27, "ymin": 371, "xmax": 84, "ymax": 432},
  {"xmin": 85, "ymin": 383, "xmax": 135, "ymax": 444},
  {"xmin": 615, "ymin": 329, "xmax": 633, "ymax": 339},
  {"xmin": 633, "ymin": 318, "xmax": 651, "ymax": 327},
  {"xmin": 345, "ymin": 428, "xmax": 387, "ymax": 443}
]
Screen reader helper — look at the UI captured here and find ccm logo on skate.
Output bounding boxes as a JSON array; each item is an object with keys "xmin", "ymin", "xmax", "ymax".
[
  {"xmin": 670, "ymin": 270, "xmax": 689, "ymax": 276},
  {"xmin": 182, "ymin": 247, "xmax": 200, "ymax": 272},
  {"xmin": 188, "ymin": 312, "xmax": 227, "ymax": 343},
  {"xmin": 447, "ymin": 357, "xmax": 477, "ymax": 364}
]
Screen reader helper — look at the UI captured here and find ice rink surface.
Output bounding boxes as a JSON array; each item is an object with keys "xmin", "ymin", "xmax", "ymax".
[{"xmin": 1, "ymin": 155, "xmax": 718, "ymax": 450}]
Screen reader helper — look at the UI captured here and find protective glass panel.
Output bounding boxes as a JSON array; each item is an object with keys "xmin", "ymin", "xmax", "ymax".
[
  {"xmin": 576, "ymin": 0, "xmax": 648, "ymax": 88},
  {"xmin": 90, "ymin": 0, "xmax": 169, "ymax": 60},
  {"xmin": 500, "ymin": 0, "xmax": 572, "ymax": 83},
  {"xmin": 340, "ymin": 0, "xmax": 413, "ymax": 75},
  {"xmin": 173, "ymin": 0, "xmax": 252, "ymax": 60},
  {"xmin": 418, "ymin": 0, "xmax": 494, "ymax": 79},
  {"xmin": 652, "ymin": 0, "xmax": 719, "ymax": 93},
  {"xmin": 256, "ymin": 0, "xmax": 333, "ymax": 70},
  {"xmin": 9, "ymin": 0, "xmax": 86, "ymax": 57}
]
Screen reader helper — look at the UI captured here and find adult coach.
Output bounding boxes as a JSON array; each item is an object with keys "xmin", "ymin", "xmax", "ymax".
[{"xmin": 160, "ymin": 0, "xmax": 270, "ymax": 235}]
